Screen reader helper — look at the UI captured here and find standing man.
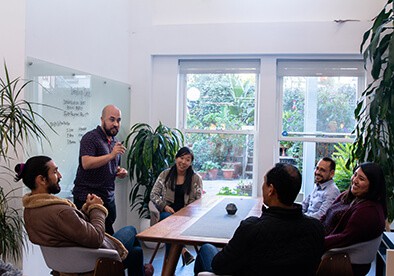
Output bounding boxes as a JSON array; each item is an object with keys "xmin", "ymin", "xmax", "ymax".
[
  {"xmin": 302, "ymin": 157, "xmax": 340, "ymax": 219},
  {"xmin": 194, "ymin": 163, "xmax": 325, "ymax": 276},
  {"xmin": 72, "ymin": 104, "xmax": 128, "ymax": 235}
]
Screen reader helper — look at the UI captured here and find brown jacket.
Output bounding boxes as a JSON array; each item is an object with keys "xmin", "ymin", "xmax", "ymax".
[{"xmin": 22, "ymin": 193, "xmax": 127, "ymax": 260}]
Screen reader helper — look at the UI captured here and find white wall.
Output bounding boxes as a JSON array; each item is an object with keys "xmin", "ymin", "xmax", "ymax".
[
  {"xmin": 0, "ymin": 0, "xmax": 26, "ymax": 74},
  {"xmin": 25, "ymin": 0, "xmax": 130, "ymax": 83},
  {"xmin": 151, "ymin": 0, "xmax": 384, "ymax": 25},
  {"xmin": 0, "ymin": 0, "xmax": 26, "ymax": 269},
  {"xmin": 128, "ymin": 1, "xmax": 386, "ymax": 226}
]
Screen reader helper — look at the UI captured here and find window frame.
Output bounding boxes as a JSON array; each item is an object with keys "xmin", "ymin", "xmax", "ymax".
[
  {"xmin": 178, "ymin": 59, "xmax": 260, "ymax": 195},
  {"xmin": 276, "ymin": 59, "xmax": 366, "ymax": 197},
  {"xmin": 277, "ymin": 59, "xmax": 365, "ymax": 145}
]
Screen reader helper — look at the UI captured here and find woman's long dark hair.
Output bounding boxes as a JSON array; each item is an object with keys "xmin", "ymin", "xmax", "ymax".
[
  {"xmin": 342, "ymin": 162, "xmax": 387, "ymax": 218},
  {"xmin": 165, "ymin": 147, "xmax": 195, "ymax": 195}
]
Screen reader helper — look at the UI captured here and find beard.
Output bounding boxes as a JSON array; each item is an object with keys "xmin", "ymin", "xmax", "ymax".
[
  {"xmin": 103, "ymin": 122, "xmax": 119, "ymax": 137},
  {"xmin": 315, "ymin": 174, "xmax": 330, "ymax": 184},
  {"xmin": 48, "ymin": 181, "xmax": 61, "ymax": 194}
]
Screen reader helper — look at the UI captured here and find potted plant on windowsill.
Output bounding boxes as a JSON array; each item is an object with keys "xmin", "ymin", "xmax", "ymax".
[
  {"xmin": 0, "ymin": 62, "xmax": 54, "ymax": 264},
  {"xmin": 124, "ymin": 122, "xmax": 184, "ymax": 219}
]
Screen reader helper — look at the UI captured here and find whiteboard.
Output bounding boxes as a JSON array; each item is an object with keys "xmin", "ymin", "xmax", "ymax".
[{"xmin": 25, "ymin": 57, "xmax": 131, "ymax": 199}]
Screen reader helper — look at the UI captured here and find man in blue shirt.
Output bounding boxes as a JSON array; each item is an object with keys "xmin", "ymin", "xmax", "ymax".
[
  {"xmin": 302, "ymin": 157, "xmax": 340, "ymax": 219},
  {"xmin": 72, "ymin": 105, "xmax": 128, "ymax": 234}
]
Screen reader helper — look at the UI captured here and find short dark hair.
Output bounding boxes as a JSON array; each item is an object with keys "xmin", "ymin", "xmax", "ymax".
[
  {"xmin": 266, "ymin": 163, "xmax": 302, "ymax": 206},
  {"xmin": 321, "ymin": 157, "xmax": 336, "ymax": 171},
  {"xmin": 14, "ymin": 156, "xmax": 52, "ymax": 190}
]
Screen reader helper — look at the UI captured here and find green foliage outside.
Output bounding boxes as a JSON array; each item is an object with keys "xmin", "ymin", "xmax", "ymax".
[
  {"xmin": 281, "ymin": 75, "xmax": 357, "ymax": 175},
  {"xmin": 282, "ymin": 76, "xmax": 356, "ymax": 136},
  {"xmin": 217, "ymin": 186, "xmax": 249, "ymax": 196},
  {"xmin": 317, "ymin": 80, "xmax": 356, "ymax": 133},
  {"xmin": 217, "ymin": 180, "xmax": 252, "ymax": 196},
  {"xmin": 332, "ymin": 143, "xmax": 356, "ymax": 192},
  {"xmin": 186, "ymin": 74, "xmax": 255, "ymax": 130},
  {"xmin": 201, "ymin": 161, "xmax": 220, "ymax": 171},
  {"xmin": 185, "ymin": 73, "xmax": 255, "ymax": 172}
]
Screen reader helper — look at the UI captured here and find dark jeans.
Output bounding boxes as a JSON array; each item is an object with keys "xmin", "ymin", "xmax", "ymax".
[
  {"xmin": 160, "ymin": 212, "xmax": 173, "ymax": 256},
  {"xmin": 74, "ymin": 196, "xmax": 117, "ymax": 235},
  {"xmin": 160, "ymin": 211, "xmax": 189, "ymax": 258},
  {"xmin": 113, "ymin": 226, "xmax": 144, "ymax": 276},
  {"xmin": 194, "ymin": 243, "xmax": 219, "ymax": 275}
]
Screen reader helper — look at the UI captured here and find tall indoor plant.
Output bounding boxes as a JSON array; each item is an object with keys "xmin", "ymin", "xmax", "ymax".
[
  {"xmin": 0, "ymin": 62, "xmax": 54, "ymax": 262},
  {"xmin": 125, "ymin": 122, "xmax": 184, "ymax": 219},
  {"xmin": 352, "ymin": 0, "xmax": 394, "ymax": 220}
]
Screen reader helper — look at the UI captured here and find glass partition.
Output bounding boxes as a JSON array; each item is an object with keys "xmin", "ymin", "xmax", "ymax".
[{"xmin": 25, "ymin": 57, "xmax": 131, "ymax": 199}]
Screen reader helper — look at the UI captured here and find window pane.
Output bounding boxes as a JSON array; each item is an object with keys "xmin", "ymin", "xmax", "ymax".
[
  {"xmin": 282, "ymin": 76, "xmax": 357, "ymax": 139},
  {"xmin": 186, "ymin": 132, "xmax": 254, "ymax": 196},
  {"xmin": 181, "ymin": 60, "xmax": 258, "ymax": 197},
  {"xmin": 186, "ymin": 73, "xmax": 256, "ymax": 131}
]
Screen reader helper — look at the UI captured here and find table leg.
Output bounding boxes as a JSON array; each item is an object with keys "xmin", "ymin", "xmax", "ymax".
[{"xmin": 161, "ymin": 243, "xmax": 183, "ymax": 276}]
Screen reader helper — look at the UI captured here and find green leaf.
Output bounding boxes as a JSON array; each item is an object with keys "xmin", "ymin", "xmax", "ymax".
[
  {"xmin": 124, "ymin": 122, "xmax": 184, "ymax": 219},
  {"xmin": 371, "ymin": 47, "xmax": 382, "ymax": 79}
]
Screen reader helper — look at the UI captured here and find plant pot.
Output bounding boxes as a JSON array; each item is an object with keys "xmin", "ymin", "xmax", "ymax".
[
  {"xmin": 222, "ymin": 169, "xmax": 235, "ymax": 179},
  {"xmin": 198, "ymin": 171, "xmax": 208, "ymax": 180},
  {"xmin": 208, "ymin": 169, "xmax": 218, "ymax": 180}
]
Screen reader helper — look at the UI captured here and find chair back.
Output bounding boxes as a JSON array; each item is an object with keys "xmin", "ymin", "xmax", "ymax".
[
  {"xmin": 148, "ymin": 201, "xmax": 160, "ymax": 226},
  {"xmin": 94, "ymin": 258, "xmax": 124, "ymax": 276},
  {"xmin": 324, "ymin": 234, "xmax": 382, "ymax": 264},
  {"xmin": 316, "ymin": 253, "xmax": 353, "ymax": 276},
  {"xmin": 40, "ymin": 246, "xmax": 121, "ymax": 273}
]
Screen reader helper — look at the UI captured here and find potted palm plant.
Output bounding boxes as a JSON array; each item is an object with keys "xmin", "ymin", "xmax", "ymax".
[
  {"xmin": 124, "ymin": 122, "xmax": 184, "ymax": 219},
  {"xmin": 0, "ymin": 62, "xmax": 54, "ymax": 263},
  {"xmin": 353, "ymin": 0, "xmax": 394, "ymax": 221}
]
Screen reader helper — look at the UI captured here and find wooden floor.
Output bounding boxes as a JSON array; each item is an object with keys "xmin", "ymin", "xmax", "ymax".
[{"xmin": 142, "ymin": 242, "xmax": 196, "ymax": 276}]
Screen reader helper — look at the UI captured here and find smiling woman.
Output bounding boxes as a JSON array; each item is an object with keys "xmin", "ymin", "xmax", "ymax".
[
  {"xmin": 321, "ymin": 162, "xmax": 387, "ymax": 275},
  {"xmin": 150, "ymin": 146, "xmax": 203, "ymax": 266}
]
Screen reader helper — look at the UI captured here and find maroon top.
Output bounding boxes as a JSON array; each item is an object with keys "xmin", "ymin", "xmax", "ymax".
[{"xmin": 321, "ymin": 191, "xmax": 385, "ymax": 250}]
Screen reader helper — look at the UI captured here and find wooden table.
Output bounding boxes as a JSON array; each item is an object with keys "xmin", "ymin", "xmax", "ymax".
[{"xmin": 136, "ymin": 196, "xmax": 263, "ymax": 276}]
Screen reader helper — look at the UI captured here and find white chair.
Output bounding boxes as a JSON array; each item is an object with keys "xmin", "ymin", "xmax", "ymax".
[
  {"xmin": 316, "ymin": 234, "xmax": 383, "ymax": 276},
  {"xmin": 40, "ymin": 245, "xmax": 124, "ymax": 275},
  {"xmin": 324, "ymin": 234, "xmax": 382, "ymax": 264}
]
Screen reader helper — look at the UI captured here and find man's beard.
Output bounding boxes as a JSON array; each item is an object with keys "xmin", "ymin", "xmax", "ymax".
[
  {"xmin": 315, "ymin": 175, "xmax": 329, "ymax": 184},
  {"xmin": 103, "ymin": 123, "xmax": 119, "ymax": 137},
  {"xmin": 48, "ymin": 182, "xmax": 61, "ymax": 194}
]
